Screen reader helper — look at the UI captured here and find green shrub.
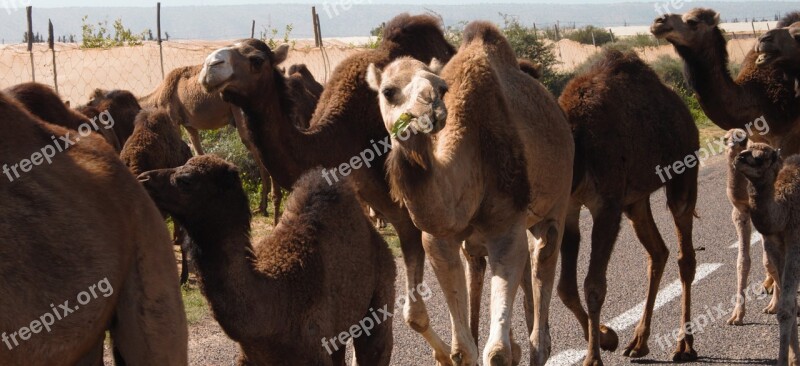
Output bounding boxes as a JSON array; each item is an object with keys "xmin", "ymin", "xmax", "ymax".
[
  {"xmin": 565, "ymin": 26, "xmax": 613, "ymax": 46},
  {"xmin": 612, "ymin": 33, "xmax": 661, "ymax": 49},
  {"xmin": 199, "ymin": 126, "xmax": 262, "ymax": 208},
  {"xmin": 81, "ymin": 16, "xmax": 145, "ymax": 48},
  {"xmin": 260, "ymin": 24, "xmax": 295, "ymax": 49}
]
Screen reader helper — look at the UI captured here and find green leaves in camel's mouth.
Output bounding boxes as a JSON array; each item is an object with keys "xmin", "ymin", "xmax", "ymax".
[{"xmin": 391, "ymin": 112, "xmax": 416, "ymax": 139}]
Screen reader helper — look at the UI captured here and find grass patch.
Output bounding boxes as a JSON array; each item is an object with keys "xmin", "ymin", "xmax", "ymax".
[
  {"xmin": 181, "ymin": 284, "xmax": 208, "ymax": 326},
  {"xmin": 378, "ymin": 225, "xmax": 403, "ymax": 257}
]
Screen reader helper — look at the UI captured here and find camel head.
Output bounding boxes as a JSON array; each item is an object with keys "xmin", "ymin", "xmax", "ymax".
[
  {"xmin": 725, "ymin": 128, "xmax": 750, "ymax": 156},
  {"xmin": 199, "ymin": 39, "xmax": 290, "ymax": 105},
  {"xmin": 734, "ymin": 143, "xmax": 783, "ymax": 182},
  {"xmin": 755, "ymin": 24, "xmax": 800, "ymax": 70},
  {"xmin": 651, "ymin": 8, "xmax": 720, "ymax": 47},
  {"xmin": 138, "ymin": 155, "xmax": 250, "ymax": 231},
  {"xmin": 366, "ymin": 57, "xmax": 448, "ymax": 141}
]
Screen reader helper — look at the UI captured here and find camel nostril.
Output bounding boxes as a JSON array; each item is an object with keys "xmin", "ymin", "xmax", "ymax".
[{"xmin": 208, "ymin": 60, "xmax": 224, "ymax": 67}]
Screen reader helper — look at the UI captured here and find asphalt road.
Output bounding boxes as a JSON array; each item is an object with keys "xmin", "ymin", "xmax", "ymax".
[{"xmin": 168, "ymin": 152, "xmax": 781, "ymax": 365}]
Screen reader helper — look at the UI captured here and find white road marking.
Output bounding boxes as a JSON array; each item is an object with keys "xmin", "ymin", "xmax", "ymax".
[
  {"xmin": 728, "ymin": 233, "xmax": 762, "ymax": 249},
  {"xmin": 545, "ymin": 263, "xmax": 724, "ymax": 366}
]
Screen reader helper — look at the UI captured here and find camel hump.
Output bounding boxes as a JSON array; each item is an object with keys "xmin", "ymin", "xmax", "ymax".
[
  {"xmin": 382, "ymin": 13, "xmax": 442, "ymax": 44},
  {"xmin": 777, "ymin": 11, "xmax": 800, "ymax": 27},
  {"xmin": 518, "ymin": 59, "xmax": 542, "ymax": 79},
  {"xmin": 590, "ymin": 49, "xmax": 657, "ymax": 80},
  {"xmin": 461, "ymin": 21, "xmax": 517, "ymax": 63}
]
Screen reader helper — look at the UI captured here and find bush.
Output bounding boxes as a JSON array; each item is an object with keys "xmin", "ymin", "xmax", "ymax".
[
  {"xmin": 612, "ymin": 33, "xmax": 661, "ymax": 49},
  {"xmin": 565, "ymin": 26, "xmax": 613, "ymax": 46},
  {"xmin": 260, "ymin": 24, "xmax": 295, "ymax": 49},
  {"xmin": 649, "ymin": 55, "xmax": 709, "ymax": 124},
  {"xmin": 199, "ymin": 126, "xmax": 263, "ymax": 208},
  {"xmin": 81, "ymin": 16, "xmax": 145, "ymax": 48}
]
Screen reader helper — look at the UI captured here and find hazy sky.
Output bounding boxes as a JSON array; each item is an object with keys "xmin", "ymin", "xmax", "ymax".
[{"xmin": 22, "ymin": 0, "xmax": 762, "ymax": 7}]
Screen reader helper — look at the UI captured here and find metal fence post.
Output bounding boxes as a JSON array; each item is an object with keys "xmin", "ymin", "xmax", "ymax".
[
  {"xmin": 157, "ymin": 2, "xmax": 165, "ymax": 80},
  {"xmin": 48, "ymin": 19, "xmax": 58, "ymax": 93},
  {"xmin": 26, "ymin": 6, "xmax": 35, "ymax": 82}
]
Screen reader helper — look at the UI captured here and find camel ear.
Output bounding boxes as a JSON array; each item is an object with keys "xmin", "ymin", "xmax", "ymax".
[
  {"xmin": 712, "ymin": 12, "xmax": 720, "ymax": 26},
  {"xmin": 428, "ymin": 58, "xmax": 444, "ymax": 74},
  {"xmin": 273, "ymin": 44, "xmax": 290, "ymax": 65},
  {"xmin": 366, "ymin": 63, "xmax": 382, "ymax": 92},
  {"xmin": 64, "ymin": 100, "xmax": 71, "ymax": 108},
  {"xmin": 790, "ymin": 27, "xmax": 800, "ymax": 42}
]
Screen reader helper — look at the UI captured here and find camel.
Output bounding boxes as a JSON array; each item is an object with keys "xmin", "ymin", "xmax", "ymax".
[
  {"xmin": 0, "ymin": 90, "xmax": 187, "ymax": 365},
  {"xmin": 652, "ymin": 8, "xmax": 800, "ymax": 324},
  {"xmin": 5, "ymin": 83, "xmax": 121, "ymax": 151},
  {"xmin": 120, "ymin": 108, "xmax": 194, "ymax": 284},
  {"xmin": 734, "ymin": 143, "xmax": 800, "ymax": 366},
  {"xmin": 724, "ymin": 128, "xmax": 783, "ymax": 323},
  {"xmin": 139, "ymin": 155, "xmax": 395, "ymax": 365},
  {"xmin": 755, "ymin": 22, "xmax": 800, "ymax": 77},
  {"xmin": 198, "ymin": 14, "xmax": 460, "ymax": 365},
  {"xmin": 286, "ymin": 64, "xmax": 323, "ymax": 129},
  {"xmin": 83, "ymin": 89, "xmax": 140, "ymax": 147},
  {"xmin": 555, "ymin": 49, "xmax": 699, "ymax": 364},
  {"xmin": 368, "ymin": 20, "xmax": 575, "ymax": 365}
]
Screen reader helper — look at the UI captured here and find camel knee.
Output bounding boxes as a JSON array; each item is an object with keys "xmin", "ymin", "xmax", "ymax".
[
  {"xmin": 584, "ymin": 280, "xmax": 607, "ymax": 313},
  {"xmin": 532, "ymin": 221, "xmax": 560, "ymax": 263},
  {"xmin": 677, "ymin": 255, "xmax": 697, "ymax": 281}
]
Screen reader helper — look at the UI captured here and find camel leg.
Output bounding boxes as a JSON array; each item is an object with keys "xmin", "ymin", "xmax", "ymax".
[
  {"xmin": 483, "ymin": 226, "xmax": 528, "ymax": 366},
  {"xmin": 521, "ymin": 255, "xmax": 534, "ymax": 336},
  {"xmin": 184, "ymin": 126, "xmax": 204, "ymax": 155},
  {"xmin": 777, "ymin": 232, "xmax": 800, "ymax": 366},
  {"xmin": 728, "ymin": 206, "xmax": 752, "ymax": 325},
  {"xmin": 666, "ymin": 171, "xmax": 698, "ymax": 362},
  {"xmin": 463, "ymin": 245, "xmax": 487, "ymax": 346},
  {"xmin": 424, "ymin": 232, "xmax": 477, "ymax": 366},
  {"xmin": 352, "ymin": 277, "xmax": 394, "ymax": 366},
  {"xmin": 75, "ymin": 337, "xmax": 104, "ymax": 366},
  {"xmin": 557, "ymin": 200, "xmax": 618, "ymax": 353},
  {"xmin": 764, "ymin": 235, "xmax": 785, "ymax": 314},
  {"xmin": 582, "ymin": 202, "xmax": 623, "ymax": 366},
  {"xmin": 173, "ymin": 222, "xmax": 190, "ymax": 285},
  {"xmin": 272, "ymin": 184, "xmax": 283, "ymax": 226},
  {"xmin": 621, "ymin": 198, "xmax": 669, "ymax": 359},
  {"xmin": 529, "ymin": 214, "xmax": 567, "ymax": 366}
]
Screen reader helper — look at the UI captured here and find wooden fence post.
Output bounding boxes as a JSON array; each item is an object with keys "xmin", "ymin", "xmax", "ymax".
[
  {"xmin": 26, "ymin": 6, "xmax": 35, "ymax": 82},
  {"xmin": 157, "ymin": 2, "xmax": 164, "ymax": 79},
  {"xmin": 251, "ymin": 20, "xmax": 255, "ymax": 39},
  {"xmin": 312, "ymin": 7, "xmax": 320, "ymax": 47},
  {"xmin": 48, "ymin": 19, "xmax": 58, "ymax": 93}
]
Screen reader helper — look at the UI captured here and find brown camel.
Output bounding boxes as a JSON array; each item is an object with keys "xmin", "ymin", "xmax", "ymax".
[
  {"xmin": 0, "ymin": 90, "xmax": 187, "ymax": 365},
  {"xmin": 368, "ymin": 21, "xmax": 574, "ymax": 365},
  {"xmin": 120, "ymin": 108, "xmax": 194, "ymax": 284},
  {"xmin": 652, "ymin": 8, "xmax": 800, "ymax": 324},
  {"xmin": 5, "ymin": 83, "xmax": 121, "ymax": 151},
  {"xmin": 198, "ymin": 14, "xmax": 459, "ymax": 365},
  {"xmin": 140, "ymin": 155, "xmax": 395, "ymax": 366},
  {"xmin": 137, "ymin": 61, "xmax": 299, "ymax": 222},
  {"xmin": 557, "ymin": 49, "xmax": 699, "ymax": 365},
  {"xmin": 755, "ymin": 21, "xmax": 800, "ymax": 77},
  {"xmin": 734, "ymin": 143, "xmax": 800, "ymax": 366},
  {"xmin": 84, "ymin": 89, "xmax": 141, "ymax": 147}
]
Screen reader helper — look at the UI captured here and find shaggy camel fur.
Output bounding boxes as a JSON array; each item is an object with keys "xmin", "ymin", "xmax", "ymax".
[
  {"xmin": 652, "ymin": 8, "xmax": 800, "ymax": 324},
  {"xmin": 120, "ymin": 108, "xmax": 194, "ymax": 284},
  {"xmin": 368, "ymin": 21, "xmax": 574, "ymax": 365},
  {"xmin": 286, "ymin": 64, "xmax": 323, "ymax": 129},
  {"xmin": 5, "ymin": 83, "xmax": 120, "ymax": 151},
  {"xmin": 84, "ymin": 89, "xmax": 140, "ymax": 147},
  {"xmin": 140, "ymin": 155, "xmax": 395, "ymax": 366},
  {"xmin": 735, "ymin": 143, "xmax": 800, "ymax": 366},
  {"xmin": 198, "ymin": 14, "xmax": 459, "ymax": 365},
  {"xmin": 557, "ymin": 49, "xmax": 699, "ymax": 364},
  {"xmin": 756, "ymin": 21, "xmax": 800, "ymax": 89},
  {"xmin": 0, "ymin": 91, "xmax": 187, "ymax": 365}
]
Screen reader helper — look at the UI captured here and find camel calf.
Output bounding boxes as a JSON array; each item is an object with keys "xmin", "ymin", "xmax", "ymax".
[{"xmin": 0, "ymin": 91, "xmax": 187, "ymax": 365}]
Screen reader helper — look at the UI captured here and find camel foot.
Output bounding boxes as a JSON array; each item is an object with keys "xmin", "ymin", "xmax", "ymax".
[
  {"xmin": 582, "ymin": 354, "xmax": 603, "ymax": 366},
  {"xmin": 451, "ymin": 351, "xmax": 474, "ymax": 366},
  {"xmin": 763, "ymin": 276, "xmax": 775, "ymax": 295},
  {"xmin": 764, "ymin": 302, "xmax": 778, "ymax": 314},
  {"xmin": 671, "ymin": 338, "xmax": 698, "ymax": 362},
  {"xmin": 599, "ymin": 325, "xmax": 619, "ymax": 351},
  {"xmin": 434, "ymin": 350, "xmax": 454, "ymax": 366},
  {"xmin": 511, "ymin": 341, "xmax": 521, "ymax": 366},
  {"xmin": 622, "ymin": 333, "xmax": 650, "ymax": 358},
  {"xmin": 488, "ymin": 352, "xmax": 510, "ymax": 366},
  {"xmin": 727, "ymin": 306, "xmax": 745, "ymax": 326}
]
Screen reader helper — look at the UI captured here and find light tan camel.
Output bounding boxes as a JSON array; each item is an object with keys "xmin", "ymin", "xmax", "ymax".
[
  {"xmin": 0, "ymin": 90, "xmax": 187, "ymax": 365},
  {"xmin": 735, "ymin": 143, "xmax": 800, "ymax": 366},
  {"xmin": 197, "ymin": 15, "xmax": 460, "ymax": 365},
  {"xmin": 367, "ymin": 21, "xmax": 574, "ymax": 366},
  {"xmin": 140, "ymin": 156, "xmax": 395, "ymax": 365}
]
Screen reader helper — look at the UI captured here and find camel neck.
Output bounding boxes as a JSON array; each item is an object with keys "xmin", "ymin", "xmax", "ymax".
[
  {"xmin": 676, "ymin": 30, "xmax": 762, "ymax": 129},
  {"xmin": 747, "ymin": 174, "xmax": 785, "ymax": 234}
]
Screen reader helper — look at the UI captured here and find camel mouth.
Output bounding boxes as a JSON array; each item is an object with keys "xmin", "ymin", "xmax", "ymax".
[
  {"xmin": 755, "ymin": 52, "xmax": 774, "ymax": 66},
  {"xmin": 650, "ymin": 24, "xmax": 672, "ymax": 38}
]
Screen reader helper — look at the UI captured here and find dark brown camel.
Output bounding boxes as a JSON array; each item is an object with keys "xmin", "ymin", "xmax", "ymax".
[
  {"xmin": 5, "ymin": 83, "xmax": 121, "ymax": 151},
  {"xmin": 558, "ymin": 49, "xmax": 699, "ymax": 365},
  {"xmin": 198, "ymin": 14, "xmax": 459, "ymax": 364},
  {"xmin": 140, "ymin": 156, "xmax": 395, "ymax": 366},
  {"xmin": 0, "ymin": 90, "xmax": 187, "ymax": 365},
  {"xmin": 120, "ymin": 108, "xmax": 194, "ymax": 284},
  {"xmin": 83, "ymin": 89, "xmax": 140, "ymax": 147}
]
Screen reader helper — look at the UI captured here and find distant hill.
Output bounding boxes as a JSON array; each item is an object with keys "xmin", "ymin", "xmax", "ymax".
[{"xmin": 0, "ymin": 2, "xmax": 796, "ymax": 44}]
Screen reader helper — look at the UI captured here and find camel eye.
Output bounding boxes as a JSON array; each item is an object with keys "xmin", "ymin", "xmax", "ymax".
[
  {"xmin": 686, "ymin": 19, "xmax": 699, "ymax": 27},
  {"xmin": 175, "ymin": 174, "xmax": 193, "ymax": 189},
  {"xmin": 382, "ymin": 87, "xmax": 397, "ymax": 100}
]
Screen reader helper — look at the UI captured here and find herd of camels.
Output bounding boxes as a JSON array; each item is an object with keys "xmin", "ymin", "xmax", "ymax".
[{"xmin": 1, "ymin": 6, "xmax": 799, "ymax": 366}]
